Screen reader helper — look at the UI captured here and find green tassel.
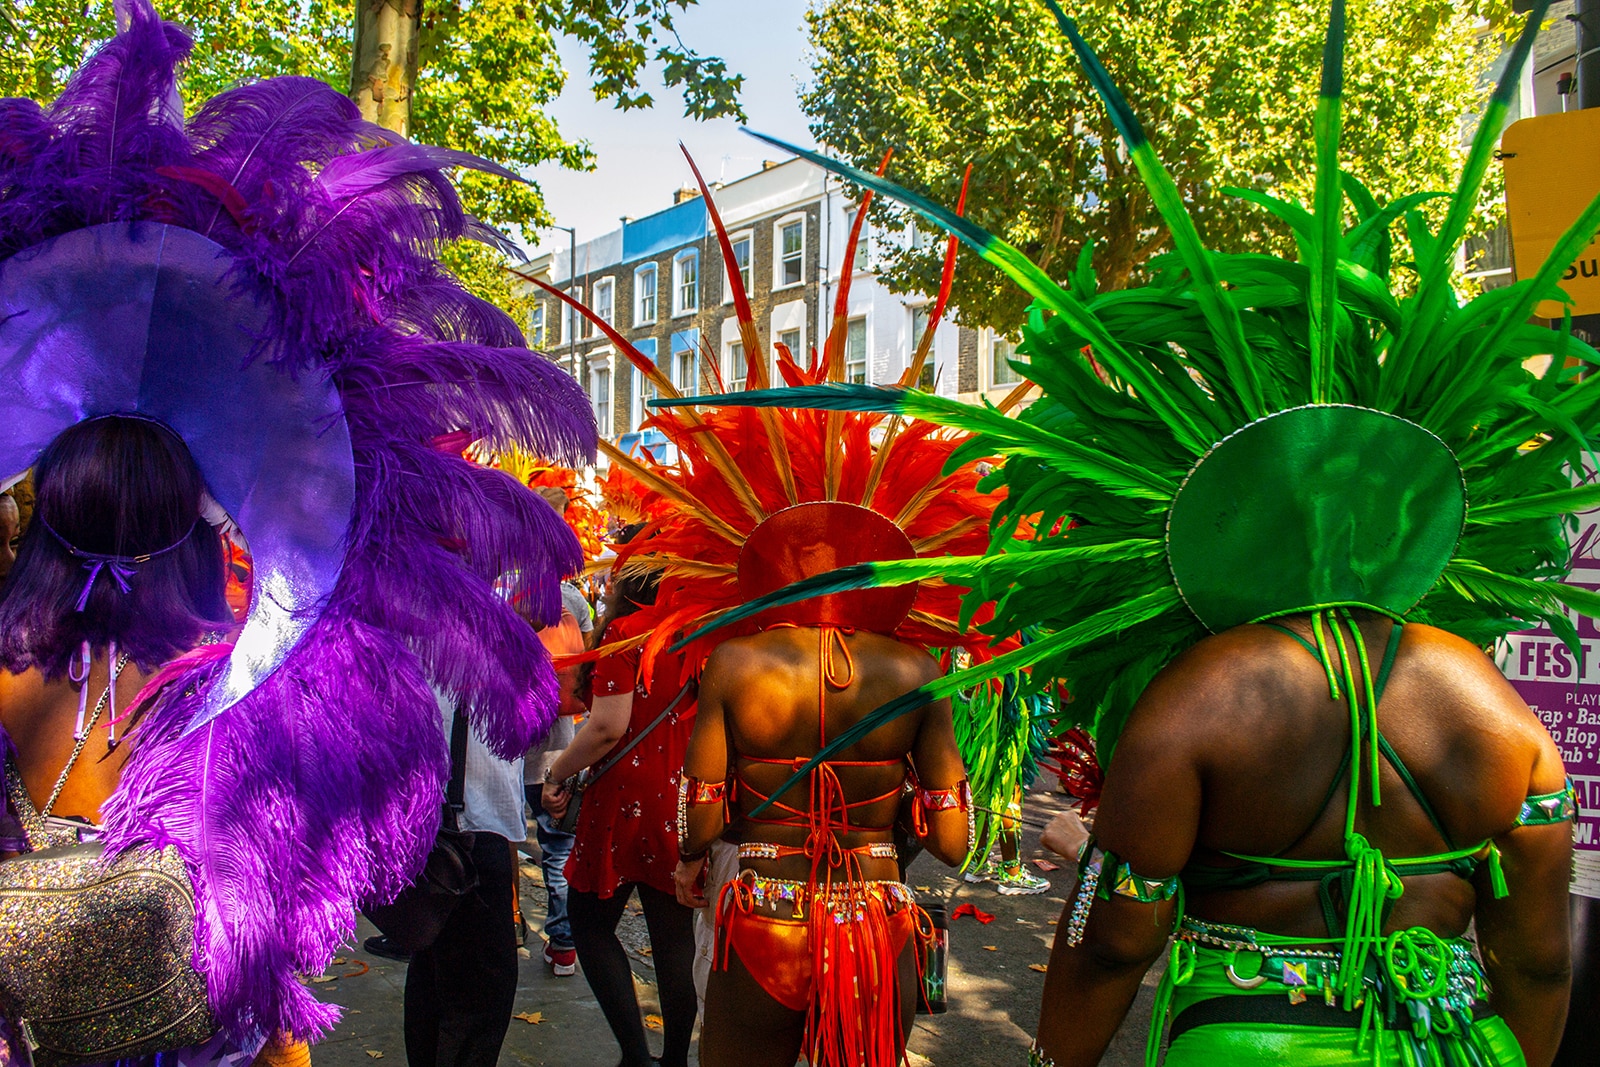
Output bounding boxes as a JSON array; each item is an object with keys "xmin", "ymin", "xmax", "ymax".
[
  {"xmin": 1312, "ymin": 610, "xmax": 1342, "ymax": 700},
  {"xmin": 1487, "ymin": 842, "xmax": 1509, "ymax": 900}
]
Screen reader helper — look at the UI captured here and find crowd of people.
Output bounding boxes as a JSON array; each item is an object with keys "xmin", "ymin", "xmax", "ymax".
[{"xmin": 0, "ymin": 4, "xmax": 1593, "ymax": 1067}]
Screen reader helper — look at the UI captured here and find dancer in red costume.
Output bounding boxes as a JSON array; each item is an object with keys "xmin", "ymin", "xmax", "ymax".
[{"xmin": 543, "ymin": 151, "xmax": 1010, "ymax": 1067}]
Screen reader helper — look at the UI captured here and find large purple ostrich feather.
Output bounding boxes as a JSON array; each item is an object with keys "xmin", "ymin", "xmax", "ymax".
[{"xmin": 1, "ymin": 0, "xmax": 594, "ymax": 1045}]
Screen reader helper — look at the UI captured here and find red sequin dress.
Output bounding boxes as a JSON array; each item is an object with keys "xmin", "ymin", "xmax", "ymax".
[{"xmin": 565, "ymin": 612, "xmax": 696, "ymax": 898}]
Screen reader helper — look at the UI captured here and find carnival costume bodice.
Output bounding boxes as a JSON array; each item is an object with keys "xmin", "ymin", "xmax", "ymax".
[{"xmin": 1067, "ymin": 616, "xmax": 1577, "ymax": 1067}]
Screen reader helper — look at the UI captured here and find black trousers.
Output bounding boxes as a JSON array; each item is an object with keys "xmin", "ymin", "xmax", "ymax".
[
  {"xmin": 403, "ymin": 831, "xmax": 518, "ymax": 1067},
  {"xmin": 568, "ymin": 883, "xmax": 698, "ymax": 1067}
]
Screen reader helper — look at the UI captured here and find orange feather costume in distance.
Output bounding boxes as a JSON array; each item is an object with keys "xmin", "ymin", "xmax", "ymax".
[{"xmin": 542, "ymin": 149, "xmax": 1015, "ymax": 1067}]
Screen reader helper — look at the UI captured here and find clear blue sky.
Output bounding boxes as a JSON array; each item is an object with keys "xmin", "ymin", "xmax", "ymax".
[{"xmin": 526, "ymin": 0, "xmax": 818, "ymax": 256}]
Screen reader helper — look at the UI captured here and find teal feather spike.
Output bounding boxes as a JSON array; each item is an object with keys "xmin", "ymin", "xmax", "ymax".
[
  {"xmin": 1051, "ymin": 11, "xmax": 1267, "ymax": 419},
  {"xmin": 655, "ymin": 384, "xmax": 1178, "ymax": 498},
  {"xmin": 670, "ymin": 540, "xmax": 1165, "ymax": 651},
  {"xmin": 737, "ymin": 130, "xmax": 1218, "ymax": 454},
  {"xmin": 1309, "ymin": 0, "xmax": 1346, "ymax": 402},
  {"xmin": 712, "ymin": 0, "xmax": 1600, "ymax": 773},
  {"xmin": 747, "ymin": 587, "xmax": 1181, "ymax": 816}
]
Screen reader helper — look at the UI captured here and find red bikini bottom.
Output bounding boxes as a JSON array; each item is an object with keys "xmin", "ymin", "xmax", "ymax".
[{"xmin": 715, "ymin": 872, "xmax": 927, "ymax": 1067}]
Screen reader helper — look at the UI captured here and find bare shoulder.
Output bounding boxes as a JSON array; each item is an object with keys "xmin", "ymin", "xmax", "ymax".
[
  {"xmin": 851, "ymin": 631, "xmax": 942, "ymax": 685},
  {"xmin": 1122, "ymin": 625, "xmax": 1311, "ymax": 744}
]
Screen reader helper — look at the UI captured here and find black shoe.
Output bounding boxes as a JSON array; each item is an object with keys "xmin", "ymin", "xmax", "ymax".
[{"xmin": 363, "ymin": 934, "xmax": 411, "ymax": 962}]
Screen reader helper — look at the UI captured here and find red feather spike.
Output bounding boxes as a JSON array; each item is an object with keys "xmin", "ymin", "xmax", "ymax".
[
  {"xmin": 537, "ymin": 277, "xmax": 770, "ymax": 524},
  {"xmin": 820, "ymin": 148, "xmax": 892, "ymax": 499},
  {"xmin": 900, "ymin": 163, "xmax": 970, "ymax": 388},
  {"xmin": 679, "ymin": 144, "xmax": 797, "ymax": 503},
  {"xmin": 865, "ymin": 164, "xmax": 974, "ymax": 506}
]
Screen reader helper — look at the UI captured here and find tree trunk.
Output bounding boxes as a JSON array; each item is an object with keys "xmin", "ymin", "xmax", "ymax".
[{"xmin": 350, "ymin": 0, "xmax": 422, "ymax": 137}]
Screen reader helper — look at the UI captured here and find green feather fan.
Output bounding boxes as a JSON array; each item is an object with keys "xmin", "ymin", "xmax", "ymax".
[{"xmin": 655, "ymin": 0, "xmax": 1600, "ymax": 805}]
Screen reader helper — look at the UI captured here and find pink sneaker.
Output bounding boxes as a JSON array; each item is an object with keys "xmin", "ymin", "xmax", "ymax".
[{"xmin": 543, "ymin": 942, "xmax": 577, "ymax": 977}]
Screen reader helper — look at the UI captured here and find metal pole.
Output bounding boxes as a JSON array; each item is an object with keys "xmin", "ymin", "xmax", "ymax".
[
  {"xmin": 546, "ymin": 225, "xmax": 578, "ymax": 378},
  {"xmin": 1579, "ymin": 0, "xmax": 1600, "ymax": 109},
  {"xmin": 1556, "ymin": 6, "xmax": 1600, "ymax": 1064}
]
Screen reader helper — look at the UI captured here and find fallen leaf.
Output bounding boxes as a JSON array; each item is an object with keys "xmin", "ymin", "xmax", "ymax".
[
  {"xmin": 915, "ymin": 886, "xmax": 931, "ymax": 892},
  {"xmin": 1028, "ymin": 963, "xmax": 1049, "ymax": 973},
  {"xmin": 310, "ymin": 975, "xmax": 337, "ymax": 984},
  {"xmin": 332, "ymin": 957, "xmax": 348, "ymax": 966},
  {"xmin": 645, "ymin": 1014, "xmax": 663, "ymax": 1032},
  {"xmin": 1032, "ymin": 859, "xmax": 1060, "ymax": 873},
  {"xmin": 513, "ymin": 1012, "xmax": 543, "ymax": 1025},
  {"xmin": 365, "ymin": 1052, "xmax": 383, "ymax": 1059},
  {"xmin": 982, "ymin": 945, "xmax": 998, "ymax": 952}
]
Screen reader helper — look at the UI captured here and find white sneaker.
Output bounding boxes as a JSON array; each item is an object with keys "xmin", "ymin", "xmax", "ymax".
[
  {"xmin": 994, "ymin": 863, "xmax": 1050, "ymax": 896},
  {"xmin": 543, "ymin": 941, "xmax": 577, "ymax": 977},
  {"xmin": 962, "ymin": 856, "xmax": 997, "ymax": 883}
]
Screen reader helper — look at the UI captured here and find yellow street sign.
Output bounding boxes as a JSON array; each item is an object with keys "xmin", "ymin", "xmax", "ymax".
[{"xmin": 1502, "ymin": 108, "xmax": 1600, "ymax": 318}]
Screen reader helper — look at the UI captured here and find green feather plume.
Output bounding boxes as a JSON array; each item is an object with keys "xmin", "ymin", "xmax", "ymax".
[{"xmin": 718, "ymin": 0, "xmax": 1600, "ymax": 795}]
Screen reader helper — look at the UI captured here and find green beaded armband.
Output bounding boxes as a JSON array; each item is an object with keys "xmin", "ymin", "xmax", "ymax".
[
  {"xmin": 1517, "ymin": 776, "xmax": 1578, "ymax": 827},
  {"xmin": 1094, "ymin": 846, "xmax": 1180, "ymax": 904},
  {"xmin": 1063, "ymin": 840, "xmax": 1180, "ymax": 946}
]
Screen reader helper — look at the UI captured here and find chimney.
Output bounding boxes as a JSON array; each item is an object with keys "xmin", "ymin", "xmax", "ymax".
[{"xmin": 674, "ymin": 186, "xmax": 701, "ymax": 205}]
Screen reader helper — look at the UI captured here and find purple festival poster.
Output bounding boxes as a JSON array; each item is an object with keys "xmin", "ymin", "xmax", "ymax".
[{"xmin": 1498, "ymin": 477, "xmax": 1600, "ymax": 898}]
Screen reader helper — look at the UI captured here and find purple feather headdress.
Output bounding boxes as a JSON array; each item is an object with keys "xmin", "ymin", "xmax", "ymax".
[{"xmin": 0, "ymin": 0, "xmax": 594, "ymax": 1045}]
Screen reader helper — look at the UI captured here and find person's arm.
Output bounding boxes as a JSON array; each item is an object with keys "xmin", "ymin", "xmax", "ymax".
[
  {"xmin": 1035, "ymin": 672, "xmax": 1203, "ymax": 1067},
  {"xmin": 540, "ymin": 692, "xmax": 631, "ymax": 818},
  {"xmin": 674, "ymin": 651, "xmax": 733, "ymax": 905},
  {"xmin": 1040, "ymin": 809, "xmax": 1092, "ymax": 861},
  {"xmin": 1475, "ymin": 721, "xmax": 1573, "ymax": 1067},
  {"xmin": 908, "ymin": 693, "xmax": 970, "ymax": 867}
]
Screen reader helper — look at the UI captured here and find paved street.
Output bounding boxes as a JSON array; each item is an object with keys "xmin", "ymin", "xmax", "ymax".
[{"xmin": 310, "ymin": 787, "xmax": 1156, "ymax": 1067}]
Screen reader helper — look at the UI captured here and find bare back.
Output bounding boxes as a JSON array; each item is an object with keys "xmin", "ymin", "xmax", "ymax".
[
  {"xmin": 684, "ymin": 626, "xmax": 969, "ymax": 882},
  {"xmin": 0, "ymin": 656, "xmax": 154, "ymax": 827},
  {"xmin": 1100, "ymin": 616, "xmax": 1565, "ymax": 939}
]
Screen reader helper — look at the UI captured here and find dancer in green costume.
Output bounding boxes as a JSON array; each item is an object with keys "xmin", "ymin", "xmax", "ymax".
[{"xmin": 650, "ymin": 2, "xmax": 1598, "ymax": 1063}]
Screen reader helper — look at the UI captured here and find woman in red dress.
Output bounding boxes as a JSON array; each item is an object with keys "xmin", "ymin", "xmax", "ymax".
[{"xmin": 542, "ymin": 561, "xmax": 698, "ymax": 1067}]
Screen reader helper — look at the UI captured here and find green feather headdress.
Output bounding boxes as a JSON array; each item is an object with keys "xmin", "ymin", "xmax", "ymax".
[{"xmin": 655, "ymin": 0, "xmax": 1600, "ymax": 796}]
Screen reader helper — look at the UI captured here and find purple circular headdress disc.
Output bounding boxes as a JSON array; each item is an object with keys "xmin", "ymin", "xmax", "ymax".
[{"xmin": 0, "ymin": 221, "xmax": 355, "ymax": 726}]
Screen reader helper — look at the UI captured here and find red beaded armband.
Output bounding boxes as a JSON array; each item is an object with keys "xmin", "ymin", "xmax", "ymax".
[
  {"xmin": 677, "ymin": 774, "xmax": 729, "ymax": 854},
  {"xmin": 911, "ymin": 779, "xmax": 973, "ymax": 842}
]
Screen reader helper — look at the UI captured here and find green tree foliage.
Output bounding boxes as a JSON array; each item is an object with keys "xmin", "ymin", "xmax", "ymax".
[
  {"xmin": 1, "ymin": 0, "xmax": 744, "ymax": 232},
  {"xmin": 805, "ymin": 0, "xmax": 1516, "ymax": 331}
]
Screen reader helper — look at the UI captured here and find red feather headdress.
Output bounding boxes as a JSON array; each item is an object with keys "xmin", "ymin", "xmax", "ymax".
[{"xmin": 544, "ymin": 150, "xmax": 1019, "ymax": 687}]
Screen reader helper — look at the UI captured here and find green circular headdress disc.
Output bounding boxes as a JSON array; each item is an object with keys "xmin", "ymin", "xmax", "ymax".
[{"xmin": 1167, "ymin": 405, "xmax": 1466, "ymax": 632}]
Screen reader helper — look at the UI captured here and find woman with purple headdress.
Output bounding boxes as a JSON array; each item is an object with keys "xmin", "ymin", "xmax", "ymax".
[{"xmin": 0, "ymin": 2, "xmax": 594, "ymax": 1065}]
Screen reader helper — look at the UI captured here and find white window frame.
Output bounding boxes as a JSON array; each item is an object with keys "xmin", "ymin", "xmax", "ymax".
[
  {"xmin": 725, "ymin": 339, "xmax": 747, "ymax": 388},
  {"xmin": 527, "ymin": 303, "xmax": 546, "ymax": 348},
  {"xmin": 774, "ymin": 214, "xmax": 805, "ymax": 290},
  {"xmin": 635, "ymin": 264, "xmax": 658, "ymax": 325},
  {"xmin": 671, "ymin": 337, "xmax": 700, "ymax": 393},
  {"xmin": 724, "ymin": 230, "xmax": 754, "ymax": 303},
  {"xmin": 777, "ymin": 326, "xmax": 804, "ymax": 360},
  {"xmin": 631, "ymin": 338, "xmax": 659, "ymax": 432},
  {"xmin": 848, "ymin": 208, "xmax": 869, "ymax": 269},
  {"xmin": 845, "ymin": 316, "xmax": 868, "ymax": 385},
  {"xmin": 588, "ymin": 353, "xmax": 613, "ymax": 438},
  {"xmin": 989, "ymin": 329, "xmax": 1023, "ymax": 388},
  {"xmin": 673, "ymin": 250, "xmax": 699, "ymax": 317},
  {"xmin": 592, "ymin": 276, "xmax": 615, "ymax": 328},
  {"xmin": 909, "ymin": 304, "xmax": 935, "ymax": 389},
  {"xmin": 563, "ymin": 285, "xmax": 583, "ymax": 345}
]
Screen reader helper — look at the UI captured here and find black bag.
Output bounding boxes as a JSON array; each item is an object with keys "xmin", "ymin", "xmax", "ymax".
[
  {"xmin": 364, "ymin": 712, "xmax": 477, "ymax": 954},
  {"xmin": 554, "ymin": 683, "xmax": 691, "ymax": 835}
]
